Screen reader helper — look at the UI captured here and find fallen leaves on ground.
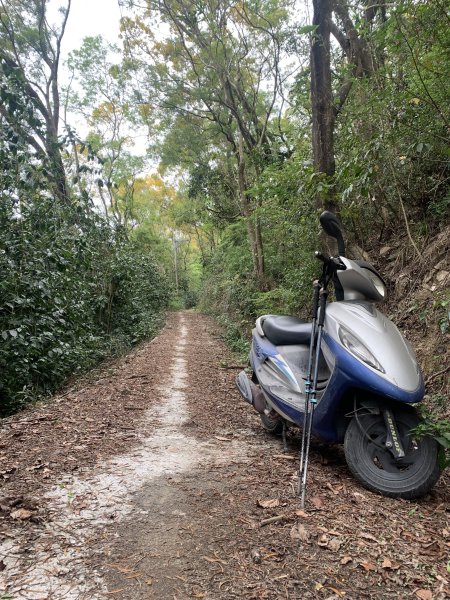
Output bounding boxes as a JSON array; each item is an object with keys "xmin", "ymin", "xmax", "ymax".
[{"xmin": 1, "ymin": 312, "xmax": 449, "ymax": 600}]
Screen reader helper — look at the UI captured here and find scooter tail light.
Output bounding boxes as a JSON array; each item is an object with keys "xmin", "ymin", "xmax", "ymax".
[{"xmin": 338, "ymin": 326, "xmax": 386, "ymax": 374}]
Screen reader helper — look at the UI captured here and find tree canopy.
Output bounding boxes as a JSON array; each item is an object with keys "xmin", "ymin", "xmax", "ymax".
[{"xmin": 0, "ymin": 0, "xmax": 448, "ymax": 413}]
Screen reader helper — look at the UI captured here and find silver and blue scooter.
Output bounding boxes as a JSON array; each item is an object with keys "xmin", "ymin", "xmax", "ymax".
[{"xmin": 236, "ymin": 211, "xmax": 440, "ymax": 502}]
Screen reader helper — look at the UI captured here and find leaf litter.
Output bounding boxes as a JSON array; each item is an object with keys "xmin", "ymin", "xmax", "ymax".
[{"xmin": 0, "ymin": 311, "xmax": 449, "ymax": 599}]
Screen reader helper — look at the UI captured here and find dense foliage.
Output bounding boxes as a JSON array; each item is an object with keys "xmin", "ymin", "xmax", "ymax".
[
  {"xmin": 125, "ymin": 0, "xmax": 448, "ymax": 327},
  {"xmin": 0, "ymin": 46, "xmax": 168, "ymax": 415},
  {"xmin": 1, "ymin": 0, "xmax": 448, "ymax": 414}
]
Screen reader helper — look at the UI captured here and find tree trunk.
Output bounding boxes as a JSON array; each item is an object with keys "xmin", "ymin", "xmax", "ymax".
[
  {"xmin": 237, "ymin": 134, "xmax": 265, "ymax": 287},
  {"xmin": 310, "ymin": 0, "xmax": 336, "ymax": 211}
]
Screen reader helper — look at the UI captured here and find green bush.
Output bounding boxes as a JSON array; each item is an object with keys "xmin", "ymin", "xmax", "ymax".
[
  {"xmin": 0, "ymin": 66, "xmax": 168, "ymax": 415},
  {"xmin": 415, "ymin": 410, "xmax": 450, "ymax": 470},
  {"xmin": 0, "ymin": 192, "xmax": 169, "ymax": 414}
]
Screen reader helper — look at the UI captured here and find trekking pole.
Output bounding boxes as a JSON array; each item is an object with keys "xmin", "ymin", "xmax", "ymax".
[
  {"xmin": 300, "ymin": 287, "xmax": 328, "ymax": 508},
  {"xmin": 298, "ymin": 280, "xmax": 320, "ymax": 495}
]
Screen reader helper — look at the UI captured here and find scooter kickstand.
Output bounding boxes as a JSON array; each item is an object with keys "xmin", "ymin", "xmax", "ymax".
[{"xmin": 282, "ymin": 420, "xmax": 288, "ymax": 453}]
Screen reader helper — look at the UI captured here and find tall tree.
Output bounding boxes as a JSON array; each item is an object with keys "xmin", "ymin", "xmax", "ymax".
[
  {"xmin": 309, "ymin": 0, "xmax": 380, "ymax": 210},
  {"xmin": 310, "ymin": 0, "xmax": 335, "ymax": 209},
  {"xmin": 66, "ymin": 35, "xmax": 147, "ymax": 225},
  {"xmin": 0, "ymin": 0, "xmax": 71, "ymax": 203},
  {"xmin": 121, "ymin": 0, "xmax": 292, "ymax": 286}
]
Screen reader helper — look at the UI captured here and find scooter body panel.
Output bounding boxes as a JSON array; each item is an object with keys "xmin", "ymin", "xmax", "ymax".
[
  {"xmin": 250, "ymin": 301, "xmax": 424, "ymax": 444},
  {"xmin": 250, "ymin": 329, "xmax": 332, "ymax": 428},
  {"xmin": 324, "ymin": 301, "xmax": 423, "ymax": 393}
]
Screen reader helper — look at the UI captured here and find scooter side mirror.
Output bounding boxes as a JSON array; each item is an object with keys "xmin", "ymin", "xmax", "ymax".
[{"xmin": 319, "ymin": 211, "xmax": 346, "ymax": 256}]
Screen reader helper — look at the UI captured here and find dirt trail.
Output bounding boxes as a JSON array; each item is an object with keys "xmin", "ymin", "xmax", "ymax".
[{"xmin": 0, "ymin": 311, "xmax": 449, "ymax": 599}]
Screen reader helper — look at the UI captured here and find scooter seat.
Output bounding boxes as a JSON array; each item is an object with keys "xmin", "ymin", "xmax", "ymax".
[{"xmin": 262, "ymin": 316, "xmax": 312, "ymax": 346}]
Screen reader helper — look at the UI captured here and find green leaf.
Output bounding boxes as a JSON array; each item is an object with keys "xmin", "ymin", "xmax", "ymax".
[{"xmin": 298, "ymin": 25, "xmax": 317, "ymax": 35}]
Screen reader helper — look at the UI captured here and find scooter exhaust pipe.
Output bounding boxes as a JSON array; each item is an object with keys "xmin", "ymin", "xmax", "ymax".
[{"xmin": 235, "ymin": 371, "xmax": 266, "ymax": 414}]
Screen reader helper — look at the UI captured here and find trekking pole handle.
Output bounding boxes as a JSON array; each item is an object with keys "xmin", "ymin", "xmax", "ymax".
[
  {"xmin": 310, "ymin": 280, "xmax": 320, "ymax": 320},
  {"xmin": 315, "ymin": 251, "xmax": 328, "ymax": 263},
  {"xmin": 318, "ymin": 289, "xmax": 328, "ymax": 327}
]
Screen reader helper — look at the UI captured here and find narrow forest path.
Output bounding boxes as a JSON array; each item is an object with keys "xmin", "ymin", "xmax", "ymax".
[{"xmin": 1, "ymin": 312, "xmax": 449, "ymax": 600}]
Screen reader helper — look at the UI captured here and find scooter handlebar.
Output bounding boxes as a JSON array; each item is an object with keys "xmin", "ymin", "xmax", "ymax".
[
  {"xmin": 315, "ymin": 252, "xmax": 345, "ymax": 269},
  {"xmin": 315, "ymin": 251, "xmax": 328, "ymax": 263}
]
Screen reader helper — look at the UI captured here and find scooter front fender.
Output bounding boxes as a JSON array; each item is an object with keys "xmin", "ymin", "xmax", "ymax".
[
  {"xmin": 322, "ymin": 333, "xmax": 424, "ymax": 404},
  {"xmin": 324, "ymin": 302, "xmax": 424, "ymax": 396}
]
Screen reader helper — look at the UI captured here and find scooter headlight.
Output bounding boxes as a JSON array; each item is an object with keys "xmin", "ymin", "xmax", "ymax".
[{"xmin": 338, "ymin": 326, "xmax": 386, "ymax": 373}]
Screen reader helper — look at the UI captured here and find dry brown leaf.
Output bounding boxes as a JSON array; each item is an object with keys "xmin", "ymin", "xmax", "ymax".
[
  {"xmin": 264, "ymin": 552, "xmax": 279, "ymax": 559},
  {"xmin": 290, "ymin": 523, "xmax": 310, "ymax": 542},
  {"xmin": 382, "ymin": 556, "xmax": 402, "ymax": 572},
  {"xmin": 314, "ymin": 582, "xmax": 324, "ymax": 591},
  {"xmin": 359, "ymin": 532, "xmax": 379, "ymax": 543},
  {"xmin": 318, "ymin": 534, "xmax": 329, "ymax": 547},
  {"xmin": 294, "ymin": 509, "xmax": 309, "ymax": 518},
  {"xmin": 328, "ymin": 537, "xmax": 342, "ymax": 552},
  {"xmin": 359, "ymin": 560, "xmax": 377, "ymax": 572},
  {"xmin": 340, "ymin": 556, "xmax": 353, "ymax": 565},
  {"xmin": 311, "ymin": 496, "xmax": 324, "ymax": 509},
  {"xmin": 328, "ymin": 586, "xmax": 346, "ymax": 597},
  {"xmin": 11, "ymin": 508, "xmax": 33, "ymax": 520},
  {"xmin": 326, "ymin": 482, "xmax": 343, "ymax": 495},
  {"xmin": 352, "ymin": 492, "xmax": 366, "ymax": 502},
  {"xmin": 257, "ymin": 498, "xmax": 280, "ymax": 509},
  {"xmin": 415, "ymin": 590, "xmax": 432, "ymax": 600}
]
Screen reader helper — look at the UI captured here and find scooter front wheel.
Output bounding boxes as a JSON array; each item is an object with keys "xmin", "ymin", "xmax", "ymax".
[
  {"xmin": 344, "ymin": 406, "xmax": 440, "ymax": 499},
  {"xmin": 260, "ymin": 413, "xmax": 284, "ymax": 436}
]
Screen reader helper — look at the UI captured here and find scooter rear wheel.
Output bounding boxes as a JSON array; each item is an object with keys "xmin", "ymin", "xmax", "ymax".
[
  {"xmin": 344, "ymin": 406, "xmax": 440, "ymax": 499},
  {"xmin": 260, "ymin": 413, "xmax": 284, "ymax": 436}
]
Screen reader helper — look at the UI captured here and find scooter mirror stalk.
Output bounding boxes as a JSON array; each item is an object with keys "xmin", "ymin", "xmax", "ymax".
[{"xmin": 320, "ymin": 211, "xmax": 346, "ymax": 256}]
